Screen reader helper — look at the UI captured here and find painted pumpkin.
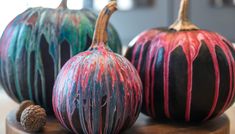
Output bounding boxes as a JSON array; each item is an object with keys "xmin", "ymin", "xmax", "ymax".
[
  {"xmin": 52, "ymin": 2, "xmax": 142, "ymax": 134},
  {"xmin": 0, "ymin": 0, "xmax": 122, "ymax": 113},
  {"xmin": 125, "ymin": 0, "xmax": 235, "ymax": 122}
]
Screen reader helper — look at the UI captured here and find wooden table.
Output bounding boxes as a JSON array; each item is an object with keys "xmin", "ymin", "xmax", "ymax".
[
  {"xmin": 1, "ymin": 89, "xmax": 235, "ymax": 134},
  {"xmin": 5, "ymin": 109, "xmax": 233, "ymax": 134}
]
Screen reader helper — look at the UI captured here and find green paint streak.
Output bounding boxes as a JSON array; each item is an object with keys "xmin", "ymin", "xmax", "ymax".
[
  {"xmin": 37, "ymin": 49, "xmax": 47, "ymax": 109},
  {"xmin": 14, "ymin": 66, "xmax": 24, "ymax": 101},
  {"xmin": 0, "ymin": 7, "xmax": 122, "ymax": 113},
  {"xmin": 78, "ymin": 13, "xmax": 94, "ymax": 53},
  {"xmin": 34, "ymin": 68, "xmax": 40, "ymax": 105},
  {"xmin": 9, "ymin": 25, "xmax": 24, "ymax": 101},
  {"xmin": 7, "ymin": 59, "xmax": 20, "ymax": 101},
  {"xmin": 27, "ymin": 56, "xmax": 33, "ymax": 100},
  {"xmin": 24, "ymin": 26, "xmax": 34, "ymax": 101}
]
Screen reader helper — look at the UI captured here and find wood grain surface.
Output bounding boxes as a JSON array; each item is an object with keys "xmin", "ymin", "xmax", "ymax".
[{"xmin": 5, "ymin": 108, "xmax": 235, "ymax": 134}]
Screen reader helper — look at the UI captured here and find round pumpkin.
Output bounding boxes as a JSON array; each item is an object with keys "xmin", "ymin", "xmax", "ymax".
[
  {"xmin": 0, "ymin": 0, "xmax": 122, "ymax": 113},
  {"xmin": 125, "ymin": 0, "xmax": 235, "ymax": 122},
  {"xmin": 52, "ymin": 2, "xmax": 142, "ymax": 133}
]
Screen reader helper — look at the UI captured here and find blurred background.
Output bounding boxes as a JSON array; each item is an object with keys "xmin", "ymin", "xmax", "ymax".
[{"xmin": 0, "ymin": 0, "xmax": 235, "ymax": 46}]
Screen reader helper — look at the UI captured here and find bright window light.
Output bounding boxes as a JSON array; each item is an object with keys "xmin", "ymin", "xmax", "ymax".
[
  {"xmin": 94, "ymin": 0, "xmax": 109, "ymax": 10},
  {"xmin": 25, "ymin": 0, "xmax": 84, "ymax": 9},
  {"xmin": 67, "ymin": 0, "xmax": 84, "ymax": 10},
  {"xmin": 117, "ymin": 0, "xmax": 133, "ymax": 10},
  {"xmin": 0, "ymin": 0, "xmax": 84, "ymax": 37}
]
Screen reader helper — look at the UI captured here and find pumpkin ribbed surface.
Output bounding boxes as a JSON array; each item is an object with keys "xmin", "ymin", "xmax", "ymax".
[
  {"xmin": 126, "ymin": 29, "xmax": 235, "ymax": 122},
  {"xmin": 0, "ymin": 5, "xmax": 121, "ymax": 113}
]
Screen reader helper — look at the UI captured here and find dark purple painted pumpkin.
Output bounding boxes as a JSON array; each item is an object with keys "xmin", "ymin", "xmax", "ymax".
[
  {"xmin": 52, "ymin": 2, "xmax": 142, "ymax": 134},
  {"xmin": 0, "ymin": 0, "xmax": 122, "ymax": 114},
  {"xmin": 125, "ymin": 0, "xmax": 235, "ymax": 122}
]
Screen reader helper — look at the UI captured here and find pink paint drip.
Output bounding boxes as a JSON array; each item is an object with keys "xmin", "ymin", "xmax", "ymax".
[
  {"xmin": 220, "ymin": 40, "xmax": 235, "ymax": 110},
  {"xmin": 0, "ymin": 22, "xmax": 15, "ymax": 59},
  {"xmin": 184, "ymin": 32, "xmax": 201, "ymax": 121},
  {"xmin": 128, "ymin": 29, "xmax": 235, "ymax": 121},
  {"xmin": 200, "ymin": 31, "xmax": 220, "ymax": 121},
  {"xmin": 150, "ymin": 47, "xmax": 158, "ymax": 118},
  {"xmin": 131, "ymin": 30, "xmax": 162, "ymax": 117},
  {"xmin": 212, "ymin": 34, "xmax": 235, "ymax": 116},
  {"xmin": 148, "ymin": 42, "xmax": 158, "ymax": 118},
  {"xmin": 53, "ymin": 42, "xmax": 142, "ymax": 133},
  {"xmin": 53, "ymin": 59, "xmax": 73, "ymax": 130},
  {"xmin": 67, "ymin": 61, "xmax": 82, "ymax": 134}
]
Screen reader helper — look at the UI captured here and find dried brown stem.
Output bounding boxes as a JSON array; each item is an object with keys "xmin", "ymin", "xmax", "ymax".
[
  {"xmin": 92, "ymin": 1, "xmax": 117, "ymax": 44},
  {"xmin": 169, "ymin": 0, "xmax": 199, "ymax": 31},
  {"xmin": 58, "ymin": 0, "xmax": 68, "ymax": 9}
]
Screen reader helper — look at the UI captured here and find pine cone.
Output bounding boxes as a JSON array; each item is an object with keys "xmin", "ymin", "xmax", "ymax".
[
  {"xmin": 20, "ymin": 105, "xmax": 47, "ymax": 132},
  {"xmin": 16, "ymin": 100, "xmax": 34, "ymax": 122}
]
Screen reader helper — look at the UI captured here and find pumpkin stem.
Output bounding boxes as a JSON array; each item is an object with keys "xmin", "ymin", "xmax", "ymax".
[
  {"xmin": 92, "ymin": 1, "xmax": 117, "ymax": 44},
  {"xmin": 169, "ymin": 0, "xmax": 199, "ymax": 31},
  {"xmin": 58, "ymin": 0, "xmax": 68, "ymax": 9}
]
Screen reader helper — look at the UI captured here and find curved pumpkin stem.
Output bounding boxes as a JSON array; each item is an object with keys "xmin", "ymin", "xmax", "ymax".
[
  {"xmin": 58, "ymin": 0, "xmax": 68, "ymax": 9},
  {"xmin": 169, "ymin": 0, "xmax": 199, "ymax": 31},
  {"xmin": 92, "ymin": 1, "xmax": 117, "ymax": 44}
]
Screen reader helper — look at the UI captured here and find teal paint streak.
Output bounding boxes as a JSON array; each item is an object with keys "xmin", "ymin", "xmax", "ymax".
[
  {"xmin": 36, "ymin": 43, "xmax": 47, "ymax": 109},
  {"xmin": 10, "ymin": 24, "xmax": 24, "ymax": 101},
  {"xmin": 0, "ymin": 7, "xmax": 122, "ymax": 113},
  {"xmin": 7, "ymin": 59, "xmax": 19, "ymax": 101},
  {"xmin": 34, "ymin": 67, "xmax": 41, "ymax": 106},
  {"xmin": 27, "ymin": 52, "xmax": 33, "ymax": 100},
  {"xmin": 14, "ymin": 65, "xmax": 24, "ymax": 101},
  {"xmin": 22, "ymin": 25, "xmax": 34, "ymax": 100},
  {"xmin": 78, "ymin": 13, "xmax": 94, "ymax": 53}
]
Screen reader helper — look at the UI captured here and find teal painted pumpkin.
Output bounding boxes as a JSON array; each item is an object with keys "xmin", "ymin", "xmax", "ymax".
[{"xmin": 0, "ymin": 0, "xmax": 122, "ymax": 114}]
